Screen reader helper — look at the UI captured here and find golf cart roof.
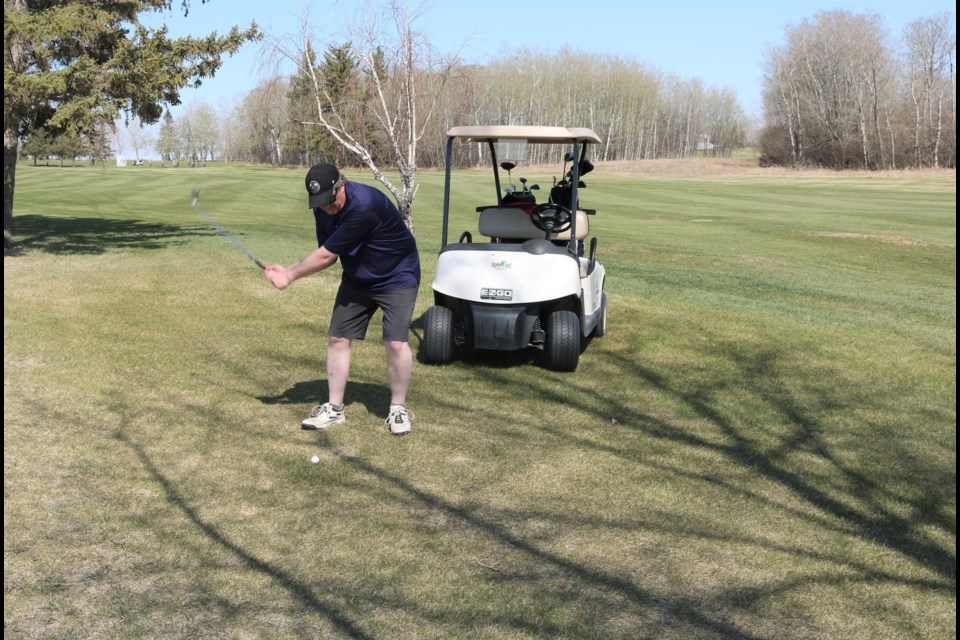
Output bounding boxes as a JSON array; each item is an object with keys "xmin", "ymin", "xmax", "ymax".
[{"xmin": 447, "ymin": 125, "xmax": 601, "ymax": 145}]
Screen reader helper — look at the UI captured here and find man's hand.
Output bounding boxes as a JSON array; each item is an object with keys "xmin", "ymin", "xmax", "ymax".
[
  {"xmin": 264, "ymin": 264, "xmax": 291, "ymax": 290},
  {"xmin": 263, "ymin": 247, "xmax": 337, "ymax": 290}
]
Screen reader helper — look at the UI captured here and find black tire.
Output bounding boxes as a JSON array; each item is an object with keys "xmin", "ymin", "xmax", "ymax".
[
  {"xmin": 422, "ymin": 306, "xmax": 454, "ymax": 364},
  {"xmin": 544, "ymin": 310, "xmax": 580, "ymax": 371},
  {"xmin": 593, "ymin": 293, "xmax": 608, "ymax": 337}
]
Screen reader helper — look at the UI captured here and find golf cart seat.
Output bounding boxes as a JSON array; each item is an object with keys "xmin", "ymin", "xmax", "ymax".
[{"xmin": 478, "ymin": 207, "xmax": 589, "ymax": 242}]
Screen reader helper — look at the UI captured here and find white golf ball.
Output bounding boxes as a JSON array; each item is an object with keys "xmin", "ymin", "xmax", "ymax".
[{"xmin": 310, "ymin": 455, "xmax": 320, "ymax": 464}]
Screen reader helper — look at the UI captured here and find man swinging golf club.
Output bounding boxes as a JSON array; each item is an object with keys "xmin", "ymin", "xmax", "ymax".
[{"xmin": 264, "ymin": 163, "xmax": 421, "ymax": 436}]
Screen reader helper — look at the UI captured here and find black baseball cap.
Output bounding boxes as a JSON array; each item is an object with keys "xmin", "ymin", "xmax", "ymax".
[{"xmin": 305, "ymin": 163, "xmax": 340, "ymax": 208}]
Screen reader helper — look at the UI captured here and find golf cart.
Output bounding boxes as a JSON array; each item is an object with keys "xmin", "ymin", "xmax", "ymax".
[{"xmin": 420, "ymin": 126, "xmax": 607, "ymax": 371}]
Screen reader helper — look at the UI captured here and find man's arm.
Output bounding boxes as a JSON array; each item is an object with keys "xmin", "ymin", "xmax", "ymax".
[{"xmin": 264, "ymin": 246, "xmax": 339, "ymax": 290}]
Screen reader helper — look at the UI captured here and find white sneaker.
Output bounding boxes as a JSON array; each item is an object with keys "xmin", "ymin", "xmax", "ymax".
[
  {"xmin": 386, "ymin": 406, "xmax": 413, "ymax": 436},
  {"xmin": 301, "ymin": 403, "xmax": 345, "ymax": 430}
]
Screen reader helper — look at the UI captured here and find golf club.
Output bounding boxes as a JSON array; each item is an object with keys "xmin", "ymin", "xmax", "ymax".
[{"xmin": 189, "ymin": 187, "xmax": 266, "ymax": 270}]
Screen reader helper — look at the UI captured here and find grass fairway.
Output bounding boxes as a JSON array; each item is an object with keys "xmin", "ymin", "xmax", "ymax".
[{"xmin": 4, "ymin": 160, "xmax": 955, "ymax": 639}]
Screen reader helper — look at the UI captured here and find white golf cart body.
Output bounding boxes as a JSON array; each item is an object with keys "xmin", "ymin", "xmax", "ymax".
[{"xmin": 422, "ymin": 126, "xmax": 607, "ymax": 371}]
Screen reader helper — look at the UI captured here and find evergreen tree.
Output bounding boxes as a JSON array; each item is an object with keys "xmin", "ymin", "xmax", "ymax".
[
  {"xmin": 284, "ymin": 50, "xmax": 321, "ymax": 166},
  {"xmin": 51, "ymin": 131, "xmax": 88, "ymax": 167},
  {"xmin": 3, "ymin": 0, "xmax": 261, "ymax": 251},
  {"xmin": 20, "ymin": 130, "xmax": 52, "ymax": 166},
  {"xmin": 285, "ymin": 44, "xmax": 364, "ymax": 167},
  {"xmin": 155, "ymin": 111, "xmax": 179, "ymax": 166},
  {"xmin": 322, "ymin": 44, "xmax": 363, "ymax": 167}
]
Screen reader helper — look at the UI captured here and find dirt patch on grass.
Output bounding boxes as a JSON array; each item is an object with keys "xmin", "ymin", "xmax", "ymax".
[
  {"xmin": 442, "ymin": 157, "xmax": 954, "ymax": 181},
  {"xmin": 814, "ymin": 232, "xmax": 955, "ymax": 248}
]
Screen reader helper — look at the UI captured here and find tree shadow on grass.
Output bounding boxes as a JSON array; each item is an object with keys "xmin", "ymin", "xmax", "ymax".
[
  {"xmin": 107, "ymin": 311, "xmax": 953, "ymax": 638},
  {"xmin": 115, "ymin": 430, "xmax": 377, "ymax": 640},
  {"xmin": 465, "ymin": 339, "xmax": 956, "ymax": 588},
  {"xmin": 257, "ymin": 379, "xmax": 392, "ymax": 419},
  {"xmin": 8, "ymin": 214, "xmax": 209, "ymax": 257},
  {"xmin": 623, "ymin": 345, "xmax": 955, "ymax": 585},
  {"xmin": 117, "ymin": 385, "xmax": 767, "ymax": 639}
]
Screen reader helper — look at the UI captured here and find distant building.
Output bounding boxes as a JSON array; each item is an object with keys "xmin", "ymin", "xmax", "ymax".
[{"xmin": 696, "ymin": 135, "xmax": 715, "ymax": 151}]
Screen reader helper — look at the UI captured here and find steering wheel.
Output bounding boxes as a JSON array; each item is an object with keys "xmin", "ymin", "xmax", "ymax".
[{"xmin": 530, "ymin": 203, "xmax": 572, "ymax": 235}]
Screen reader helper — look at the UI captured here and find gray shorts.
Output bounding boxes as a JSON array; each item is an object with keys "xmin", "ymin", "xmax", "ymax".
[{"xmin": 329, "ymin": 285, "xmax": 418, "ymax": 342}]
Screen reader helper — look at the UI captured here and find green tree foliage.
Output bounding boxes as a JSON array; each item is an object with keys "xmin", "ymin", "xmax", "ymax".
[
  {"xmin": 51, "ymin": 130, "xmax": 88, "ymax": 166},
  {"xmin": 87, "ymin": 119, "xmax": 114, "ymax": 165},
  {"xmin": 358, "ymin": 46, "xmax": 393, "ymax": 167},
  {"xmin": 3, "ymin": 0, "xmax": 261, "ymax": 251},
  {"xmin": 21, "ymin": 129, "xmax": 89, "ymax": 167},
  {"xmin": 285, "ymin": 43, "xmax": 369, "ymax": 168},
  {"xmin": 19, "ymin": 130, "xmax": 53, "ymax": 166},
  {"xmin": 322, "ymin": 43, "xmax": 363, "ymax": 167},
  {"xmin": 284, "ymin": 49, "xmax": 324, "ymax": 166},
  {"xmin": 155, "ymin": 110, "xmax": 180, "ymax": 166}
]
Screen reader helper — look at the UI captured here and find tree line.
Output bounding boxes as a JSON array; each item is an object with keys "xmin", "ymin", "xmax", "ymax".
[
  {"xmin": 19, "ymin": 9, "xmax": 954, "ymax": 175},
  {"xmin": 761, "ymin": 10, "xmax": 955, "ymax": 169},
  {"xmin": 114, "ymin": 9, "xmax": 956, "ymax": 174},
  {"xmin": 117, "ymin": 47, "xmax": 750, "ymax": 171}
]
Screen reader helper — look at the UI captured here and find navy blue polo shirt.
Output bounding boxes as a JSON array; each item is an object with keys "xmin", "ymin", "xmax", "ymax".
[{"xmin": 313, "ymin": 181, "xmax": 420, "ymax": 291}]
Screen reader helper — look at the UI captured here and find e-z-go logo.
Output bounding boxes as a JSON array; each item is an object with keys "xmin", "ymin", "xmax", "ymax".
[{"xmin": 480, "ymin": 288, "xmax": 513, "ymax": 301}]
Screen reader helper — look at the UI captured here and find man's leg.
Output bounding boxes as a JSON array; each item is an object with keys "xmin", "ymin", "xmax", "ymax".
[
  {"xmin": 301, "ymin": 335, "xmax": 352, "ymax": 430},
  {"xmin": 384, "ymin": 340, "xmax": 412, "ymax": 406},
  {"xmin": 327, "ymin": 335, "xmax": 352, "ymax": 406},
  {"xmin": 384, "ymin": 339, "xmax": 414, "ymax": 436},
  {"xmin": 377, "ymin": 286, "xmax": 417, "ymax": 436}
]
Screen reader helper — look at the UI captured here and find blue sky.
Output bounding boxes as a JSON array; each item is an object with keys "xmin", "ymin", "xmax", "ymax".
[{"xmin": 134, "ymin": 0, "xmax": 954, "ymax": 141}]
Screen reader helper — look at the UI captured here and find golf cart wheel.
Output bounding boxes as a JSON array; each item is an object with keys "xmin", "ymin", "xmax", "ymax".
[
  {"xmin": 422, "ymin": 305, "xmax": 455, "ymax": 364},
  {"xmin": 593, "ymin": 293, "xmax": 608, "ymax": 337},
  {"xmin": 544, "ymin": 310, "xmax": 580, "ymax": 372}
]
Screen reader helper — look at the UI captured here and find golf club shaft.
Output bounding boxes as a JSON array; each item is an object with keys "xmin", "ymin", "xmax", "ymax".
[{"xmin": 190, "ymin": 188, "xmax": 266, "ymax": 270}]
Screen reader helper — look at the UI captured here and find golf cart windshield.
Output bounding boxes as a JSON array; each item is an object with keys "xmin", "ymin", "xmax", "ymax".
[
  {"xmin": 441, "ymin": 126, "xmax": 602, "ymax": 250},
  {"xmin": 497, "ymin": 139, "xmax": 528, "ymax": 163}
]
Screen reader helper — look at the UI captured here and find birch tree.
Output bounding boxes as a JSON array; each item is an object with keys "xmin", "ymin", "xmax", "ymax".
[
  {"xmin": 277, "ymin": 0, "xmax": 458, "ymax": 230},
  {"xmin": 904, "ymin": 13, "xmax": 956, "ymax": 167}
]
